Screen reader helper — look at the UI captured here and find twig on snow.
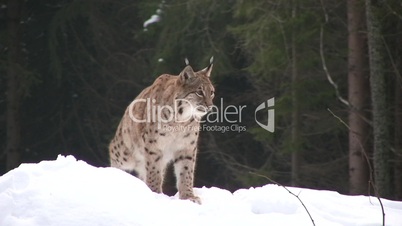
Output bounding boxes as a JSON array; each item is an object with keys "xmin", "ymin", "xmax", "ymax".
[
  {"xmin": 327, "ymin": 108, "xmax": 385, "ymax": 226},
  {"xmin": 249, "ymin": 171, "xmax": 315, "ymax": 226}
]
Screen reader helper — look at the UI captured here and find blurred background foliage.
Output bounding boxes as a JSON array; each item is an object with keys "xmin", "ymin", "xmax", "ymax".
[{"xmin": 1, "ymin": 0, "xmax": 401, "ymax": 200}]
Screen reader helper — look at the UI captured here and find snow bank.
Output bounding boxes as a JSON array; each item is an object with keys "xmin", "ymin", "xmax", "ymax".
[{"xmin": 0, "ymin": 155, "xmax": 401, "ymax": 226}]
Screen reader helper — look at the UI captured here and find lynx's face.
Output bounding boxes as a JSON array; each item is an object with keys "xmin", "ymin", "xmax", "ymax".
[{"xmin": 175, "ymin": 63, "xmax": 215, "ymax": 120}]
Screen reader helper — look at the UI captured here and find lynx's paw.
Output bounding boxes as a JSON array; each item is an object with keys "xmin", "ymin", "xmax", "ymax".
[
  {"xmin": 187, "ymin": 195, "xmax": 201, "ymax": 205},
  {"xmin": 180, "ymin": 194, "xmax": 201, "ymax": 204}
]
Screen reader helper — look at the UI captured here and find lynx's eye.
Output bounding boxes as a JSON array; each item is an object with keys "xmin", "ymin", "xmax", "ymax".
[{"xmin": 195, "ymin": 90, "xmax": 204, "ymax": 97}]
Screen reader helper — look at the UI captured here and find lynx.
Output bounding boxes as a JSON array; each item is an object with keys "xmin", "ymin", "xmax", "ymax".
[{"xmin": 109, "ymin": 58, "xmax": 215, "ymax": 204}]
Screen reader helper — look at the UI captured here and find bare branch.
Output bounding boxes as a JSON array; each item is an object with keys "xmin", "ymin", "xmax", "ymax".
[
  {"xmin": 249, "ymin": 171, "xmax": 315, "ymax": 226},
  {"xmin": 384, "ymin": 1, "xmax": 402, "ymax": 21},
  {"xmin": 327, "ymin": 108, "xmax": 385, "ymax": 226},
  {"xmin": 320, "ymin": 25, "xmax": 350, "ymax": 107},
  {"xmin": 319, "ymin": 0, "xmax": 349, "ymax": 107},
  {"xmin": 327, "ymin": 108, "xmax": 350, "ymax": 129},
  {"xmin": 382, "ymin": 36, "xmax": 402, "ymax": 90}
]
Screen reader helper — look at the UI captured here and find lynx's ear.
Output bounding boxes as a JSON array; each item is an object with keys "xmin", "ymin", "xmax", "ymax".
[
  {"xmin": 180, "ymin": 65, "xmax": 196, "ymax": 83},
  {"xmin": 201, "ymin": 56, "xmax": 214, "ymax": 77}
]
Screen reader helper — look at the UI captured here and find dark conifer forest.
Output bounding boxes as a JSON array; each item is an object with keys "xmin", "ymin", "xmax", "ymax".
[{"xmin": 1, "ymin": 0, "xmax": 401, "ymax": 200}]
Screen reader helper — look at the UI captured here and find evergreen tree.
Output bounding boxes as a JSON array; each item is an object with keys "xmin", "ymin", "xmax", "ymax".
[
  {"xmin": 366, "ymin": 0, "xmax": 392, "ymax": 198},
  {"xmin": 1, "ymin": 0, "xmax": 401, "ymax": 199}
]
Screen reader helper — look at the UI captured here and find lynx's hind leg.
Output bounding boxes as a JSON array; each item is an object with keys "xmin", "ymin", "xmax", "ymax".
[{"xmin": 109, "ymin": 142, "xmax": 146, "ymax": 180}]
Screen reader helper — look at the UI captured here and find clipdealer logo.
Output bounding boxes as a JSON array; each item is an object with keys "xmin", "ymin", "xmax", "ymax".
[
  {"xmin": 128, "ymin": 98, "xmax": 275, "ymax": 133},
  {"xmin": 254, "ymin": 98, "xmax": 275, "ymax": 133}
]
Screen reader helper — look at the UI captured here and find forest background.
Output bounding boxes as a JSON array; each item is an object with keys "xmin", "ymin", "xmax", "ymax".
[{"xmin": 1, "ymin": 0, "xmax": 401, "ymax": 200}]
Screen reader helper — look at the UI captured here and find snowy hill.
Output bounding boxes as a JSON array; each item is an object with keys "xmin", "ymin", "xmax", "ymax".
[{"xmin": 0, "ymin": 156, "xmax": 401, "ymax": 226}]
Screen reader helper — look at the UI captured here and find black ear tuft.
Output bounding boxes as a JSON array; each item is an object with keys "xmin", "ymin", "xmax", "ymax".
[
  {"xmin": 206, "ymin": 56, "xmax": 214, "ymax": 71},
  {"xmin": 200, "ymin": 56, "xmax": 214, "ymax": 77}
]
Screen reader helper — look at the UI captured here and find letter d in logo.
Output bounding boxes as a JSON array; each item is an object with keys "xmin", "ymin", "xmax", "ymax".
[{"xmin": 255, "ymin": 98, "xmax": 275, "ymax": 133}]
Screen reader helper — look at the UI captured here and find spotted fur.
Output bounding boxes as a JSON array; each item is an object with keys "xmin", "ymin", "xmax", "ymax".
[{"xmin": 109, "ymin": 60, "xmax": 214, "ymax": 204}]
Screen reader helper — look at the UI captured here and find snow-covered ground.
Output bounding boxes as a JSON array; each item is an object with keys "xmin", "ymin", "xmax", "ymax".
[{"xmin": 0, "ymin": 155, "xmax": 401, "ymax": 226}]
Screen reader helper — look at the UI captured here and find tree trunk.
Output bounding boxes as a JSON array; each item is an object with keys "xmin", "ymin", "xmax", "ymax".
[
  {"xmin": 347, "ymin": 0, "xmax": 370, "ymax": 195},
  {"xmin": 365, "ymin": 0, "xmax": 392, "ymax": 198},
  {"xmin": 395, "ymin": 74, "xmax": 402, "ymax": 200},
  {"xmin": 5, "ymin": 0, "xmax": 23, "ymax": 171},
  {"xmin": 290, "ymin": 0, "xmax": 301, "ymax": 187},
  {"xmin": 394, "ymin": 23, "xmax": 402, "ymax": 199}
]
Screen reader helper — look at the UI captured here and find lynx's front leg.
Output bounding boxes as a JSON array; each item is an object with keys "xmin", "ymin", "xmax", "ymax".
[
  {"xmin": 145, "ymin": 147, "xmax": 164, "ymax": 194},
  {"xmin": 173, "ymin": 147, "xmax": 200, "ymax": 204}
]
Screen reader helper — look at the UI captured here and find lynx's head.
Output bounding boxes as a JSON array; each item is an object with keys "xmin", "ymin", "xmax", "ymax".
[{"xmin": 175, "ymin": 57, "xmax": 215, "ymax": 121}]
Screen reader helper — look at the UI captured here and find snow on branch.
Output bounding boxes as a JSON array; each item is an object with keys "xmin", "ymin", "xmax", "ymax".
[
  {"xmin": 319, "ymin": 25, "xmax": 349, "ymax": 107},
  {"xmin": 319, "ymin": 1, "xmax": 349, "ymax": 107},
  {"xmin": 143, "ymin": 14, "xmax": 161, "ymax": 28},
  {"xmin": 143, "ymin": 1, "xmax": 165, "ymax": 29}
]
